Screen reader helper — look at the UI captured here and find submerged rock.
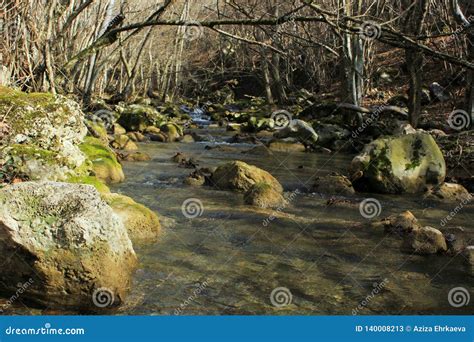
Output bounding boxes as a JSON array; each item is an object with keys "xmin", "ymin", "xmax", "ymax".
[
  {"xmin": 312, "ymin": 173, "xmax": 355, "ymax": 196},
  {"xmin": 0, "ymin": 182, "xmax": 137, "ymax": 309},
  {"xmin": 211, "ymin": 161, "xmax": 283, "ymax": 193},
  {"xmin": 351, "ymin": 132, "xmax": 446, "ymax": 194},
  {"xmin": 103, "ymin": 193, "xmax": 161, "ymax": 242},
  {"xmin": 268, "ymin": 139, "xmax": 306, "ymax": 152},
  {"xmin": 402, "ymin": 226, "xmax": 448, "ymax": 255},
  {"xmin": 463, "ymin": 246, "xmax": 474, "ymax": 276},
  {"xmin": 244, "ymin": 182, "xmax": 288, "ymax": 209}
]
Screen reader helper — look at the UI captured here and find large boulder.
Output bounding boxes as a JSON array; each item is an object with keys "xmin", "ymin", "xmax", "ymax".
[
  {"xmin": 0, "ymin": 182, "xmax": 137, "ymax": 309},
  {"xmin": 273, "ymin": 119, "xmax": 318, "ymax": 148},
  {"xmin": 0, "ymin": 87, "xmax": 89, "ymax": 181},
  {"xmin": 351, "ymin": 133, "xmax": 446, "ymax": 194},
  {"xmin": 211, "ymin": 161, "xmax": 283, "ymax": 193},
  {"xmin": 314, "ymin": 123, "xmax": 351, "ymax": 148}
]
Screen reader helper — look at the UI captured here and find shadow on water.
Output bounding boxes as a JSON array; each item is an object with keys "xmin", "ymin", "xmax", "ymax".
[{"xmin": 106, "ymin": 128, "xmax": 473, "ymax": 315}]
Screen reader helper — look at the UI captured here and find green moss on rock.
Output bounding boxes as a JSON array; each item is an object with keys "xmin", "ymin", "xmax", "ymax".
[{"xmin": 80, "ymin": 137, "xmax": 124, "ymax": 184}]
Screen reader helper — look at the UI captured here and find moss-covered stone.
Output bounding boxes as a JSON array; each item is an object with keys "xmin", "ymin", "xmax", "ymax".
[
  {"xmin": 117, "ymin": 104, "xmax": 164, "ymax": 132},
  {"xmin": 211, "ymin": 161, "xmax": 283, "ymax": 193},
  {"xmin": 67, "ymin": 175, "xmax": 111, "ymax": 193},
  {"xmin": 102, "ymin": 193, "xmax": 161, "ymax": 242},
  {"xmin": 351, "ymin": 133, "xmax": 446, "ymax": 194},
  {"xmin": 80, "ymin": 137, "xmax": 124, "ymax": 184}
]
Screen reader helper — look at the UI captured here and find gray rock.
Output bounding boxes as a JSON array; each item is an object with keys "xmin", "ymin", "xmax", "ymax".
[
  {"xmin": 0, "ymin": 182, "xmax": 137, "ymax": 309},
  {"xmin": 274, "ymin": 119, "xmax": 318, "ymax": 148}
]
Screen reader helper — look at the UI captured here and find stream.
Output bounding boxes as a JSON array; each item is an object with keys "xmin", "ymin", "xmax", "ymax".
[{"xmin": 109, "ymin": 127, "xmax": 473, "ymax": 315}]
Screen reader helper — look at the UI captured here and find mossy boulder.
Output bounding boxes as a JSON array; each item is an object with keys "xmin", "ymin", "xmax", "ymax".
[
  {"xmin": 351, "ymin": 133, "xmax": 446, "ymax": 194},
  {"xmin": 103, "ymin": 193, "xmax": 161, "ymax": 242},
  {"xmin": 0, "ymin": 87, "xmax": 89, "ymax": 181},
  {"xmin": 211, "ymin": 161, "xmax": 283, "ymax": 193},
  {"xmin": 80, "ymin": 137, "xmax": 125, "ymax": 184},
  {"xmin": 160, "ymin": 123, "xmax": 183, "ymax": 142},
  {"xmin": 66, "ymin": 175, "xmax": 111, "ymax": 194},
  {"xmin": 244, "ymin": 182, "xmax": 287, "ymax": 208},
  {"xmin": 0, "ymin": 182, "xmax": 137, "ymax": 309},
  {"xmin": 117, "ymin": 104, "xmax": 164, "ymax": 132}
]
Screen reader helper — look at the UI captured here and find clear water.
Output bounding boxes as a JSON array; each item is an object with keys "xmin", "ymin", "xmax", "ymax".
[
  {"xmin": 112, "ymin": 128, "xmax": 473, "ymax": 315},
  {"xmin": 3, "ymin": 128, "xmax": 473, "ymax": 315}
]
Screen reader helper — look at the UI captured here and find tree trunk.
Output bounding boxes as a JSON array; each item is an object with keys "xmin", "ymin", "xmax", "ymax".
[
  {"xmin": 406, "ymin": 48, "xmax": 423, "ymax": 127},
  {"xmin": 403, "ymin": 0, "xmax": 429, "ymax": 128}
]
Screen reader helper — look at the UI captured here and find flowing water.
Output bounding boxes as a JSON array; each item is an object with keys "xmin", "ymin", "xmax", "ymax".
[
  {"xmin": 3, "ymin": 128, "xmax": 472, "ymax": 315},
  {"xmin": 110, "ymin": 128, "xmax": 473, "ymax": 315}
]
